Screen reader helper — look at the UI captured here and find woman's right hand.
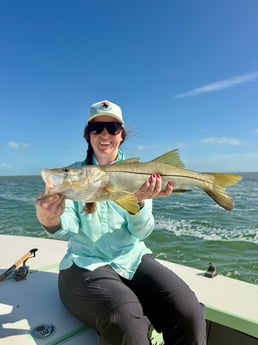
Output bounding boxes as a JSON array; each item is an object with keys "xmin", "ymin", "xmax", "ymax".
[{"xmin": 35, "ymin": 193, "xmax": 65, "ymax": 230}]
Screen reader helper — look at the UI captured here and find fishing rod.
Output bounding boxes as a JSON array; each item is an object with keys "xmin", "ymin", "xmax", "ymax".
[{"xmin": 0, "ymin": 248, "xmax": 38, "ymax": 281}]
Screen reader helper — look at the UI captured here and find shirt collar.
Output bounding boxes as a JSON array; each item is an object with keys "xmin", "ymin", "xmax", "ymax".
[{"xmin": 92, "ymin": 150, "xmax": 125, "ymax": 165}]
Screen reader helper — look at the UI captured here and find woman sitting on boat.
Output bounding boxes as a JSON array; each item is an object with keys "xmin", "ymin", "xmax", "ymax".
[{"xmin": 35, "ymin": 100, "xmax": 206, "ymax": 345}]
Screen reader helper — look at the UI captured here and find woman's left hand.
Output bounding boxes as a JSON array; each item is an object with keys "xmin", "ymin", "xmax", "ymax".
[{"xmin": 134, "ymin": 174, "xmax": 173, "ymax": 203}]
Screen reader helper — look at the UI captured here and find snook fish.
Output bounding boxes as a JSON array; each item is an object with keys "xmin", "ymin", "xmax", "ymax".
[{"xmin": 41, "ymin": 149, "xmax": 242, "ymax": 214}]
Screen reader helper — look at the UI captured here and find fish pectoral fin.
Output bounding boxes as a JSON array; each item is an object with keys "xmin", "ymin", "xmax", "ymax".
[
  {"xmin": 114, "ymin": 195, "xmax": 139, "ymax": 214},
  {"xmin": 104, "ymin": 187, "xmax": 131, "ymax": 199}
]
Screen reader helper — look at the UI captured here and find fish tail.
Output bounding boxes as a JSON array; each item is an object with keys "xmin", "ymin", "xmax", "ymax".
[
  {"xmin": 211, "ymin": 173, "xmax": 242, "ymax": 187},
  {"xmin": 204, "ymin": 173, "xmax": 242, "ymax": 210}
]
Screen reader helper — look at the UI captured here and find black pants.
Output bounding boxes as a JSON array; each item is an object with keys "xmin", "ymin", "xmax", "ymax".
[{"xmin": 58, "ymin": 254, "xmax": 206, "ymax": 345}]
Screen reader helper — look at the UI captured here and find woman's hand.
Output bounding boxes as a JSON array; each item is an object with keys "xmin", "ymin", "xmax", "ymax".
[
  {"xmin": 134, "ymin": 174, "xmax": 173, "ymax": 203},
  {"xmin": 35, "ymin": 193, "xmax": 65, "ymax": 231}
]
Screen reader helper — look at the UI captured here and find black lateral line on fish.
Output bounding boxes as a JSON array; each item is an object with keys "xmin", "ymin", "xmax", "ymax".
[
  {"xmin": 107, "ymin": 170, "xmax": 211, "ymax": 183},
  {"xmin": 108, "ymin": 170, "xmax": 239, "ymax": 188}
]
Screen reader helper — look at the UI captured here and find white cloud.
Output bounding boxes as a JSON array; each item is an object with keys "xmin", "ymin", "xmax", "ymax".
[
  {"xmin": 200, "ymin": 137, "xmax": 240, "ymax": 145},
  {"xmin": 8, "ymin": 141, "xmax": 20, "ymax": 149},
  {"xmin": 175, "ymin": 71, "xmax": 258, "ymax": 98},
  {"xmin": 8, "ymin": 141, "xmax": 30, "ymax": 150},
  {"xmin": 22, "ymin": 143, "xmax": 30, "ymax": 149}
]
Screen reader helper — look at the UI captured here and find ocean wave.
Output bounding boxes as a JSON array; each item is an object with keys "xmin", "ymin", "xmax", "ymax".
[
  {"xmin": 154, "ymin": 216, "xmax": 258, "ymax": 244},
  {"xmin": 0, "ymin": 194, "xmax": 35, "ymax": 203}
]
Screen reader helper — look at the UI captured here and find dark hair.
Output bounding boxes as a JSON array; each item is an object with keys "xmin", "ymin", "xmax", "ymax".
[{"xmin": 82, "ymin": 123, "xmax": 127, "ymax": 213}]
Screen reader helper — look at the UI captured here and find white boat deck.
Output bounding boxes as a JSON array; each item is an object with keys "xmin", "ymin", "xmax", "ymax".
[
  {"xmin": 158, "ymin": 259, "xmax": 258, "ymax": 339},
  {"xmin": 0, "ymin": 235, "xmax": 257, "ymax": 344}
]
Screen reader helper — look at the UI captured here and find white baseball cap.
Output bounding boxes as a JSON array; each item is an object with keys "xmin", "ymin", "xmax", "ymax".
[{"xmin": 88, "ymin": 100, "xmax": 124, "ymax": 124}]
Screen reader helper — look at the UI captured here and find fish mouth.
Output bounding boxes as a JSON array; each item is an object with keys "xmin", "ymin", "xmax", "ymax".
[{"xmin": 41, "ymin": 170, "xmax": 64, "ymax": 189}]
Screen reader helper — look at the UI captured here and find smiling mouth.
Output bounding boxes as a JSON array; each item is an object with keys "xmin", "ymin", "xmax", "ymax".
[{"xmin": 99, "ymin": 141, "xmax": 112, "ymax": 145}]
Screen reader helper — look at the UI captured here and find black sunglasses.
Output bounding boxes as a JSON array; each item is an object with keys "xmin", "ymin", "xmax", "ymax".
[{"xmin": 88, "ymin": 122, "xmax": 123, "ymax": 135}]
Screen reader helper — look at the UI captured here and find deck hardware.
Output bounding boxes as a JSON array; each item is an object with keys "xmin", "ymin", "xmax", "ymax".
[
  {"xmin": 204, "ymin": 262, "xmax": 217, "ymax": 278},
  {"xmin": 31, "ymin": 323, "xmax": 55, "ymax": 338}
]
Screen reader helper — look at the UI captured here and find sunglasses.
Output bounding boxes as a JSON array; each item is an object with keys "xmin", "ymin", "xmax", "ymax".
[{"xmin": 88, "ymin": 122, "xmax": 123, "ymax": 135}]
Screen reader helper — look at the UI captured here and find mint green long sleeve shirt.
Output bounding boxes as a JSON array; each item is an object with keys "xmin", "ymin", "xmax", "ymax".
[{"xmin": 47, "ymin": 151, "xmax": 155, "ymax": 280}]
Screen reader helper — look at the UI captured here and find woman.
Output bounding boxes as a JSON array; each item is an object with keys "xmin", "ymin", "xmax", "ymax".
[{"xmin": 35, "ymin": 100, "xmax": 206, "ymax": 345}]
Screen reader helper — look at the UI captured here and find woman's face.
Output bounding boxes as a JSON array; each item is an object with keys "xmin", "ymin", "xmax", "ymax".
[{"xmin": 89, "ymin": 116, "xmax": 123, "ymax": 164}]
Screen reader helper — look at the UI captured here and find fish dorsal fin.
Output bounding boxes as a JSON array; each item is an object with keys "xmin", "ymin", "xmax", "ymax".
[
  {"xmin": 151, "ymin": 149, "xmax": 185, "ymax": 168},
  {"xmin": 115, "ymin": 157, "xmax": 140, "ymax": 164}
]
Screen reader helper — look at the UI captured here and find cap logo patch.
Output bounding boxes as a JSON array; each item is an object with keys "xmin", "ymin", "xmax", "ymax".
[{"xmin": 98, "ymin": 101, "xmax": 112, "ymax": 111}]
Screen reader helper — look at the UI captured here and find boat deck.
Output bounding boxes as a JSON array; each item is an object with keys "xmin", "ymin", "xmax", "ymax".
[
  {"xmin": 0, "ymin": 235, "xmax": 257, "ymax": 344},
  {"xmin": 158, "ymin": 259, "xmax": 258, "ymax": 339}
]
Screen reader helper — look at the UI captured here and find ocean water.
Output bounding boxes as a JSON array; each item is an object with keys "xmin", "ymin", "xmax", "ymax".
[{"xmin": 0, "ymin": 173, "xmax": 257, "ymax": 285}]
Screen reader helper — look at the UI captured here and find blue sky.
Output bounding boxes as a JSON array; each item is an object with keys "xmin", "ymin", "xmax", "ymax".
[{"xmin": 1, "ymin": 0, "xmax": 258, "ymax": 176}]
